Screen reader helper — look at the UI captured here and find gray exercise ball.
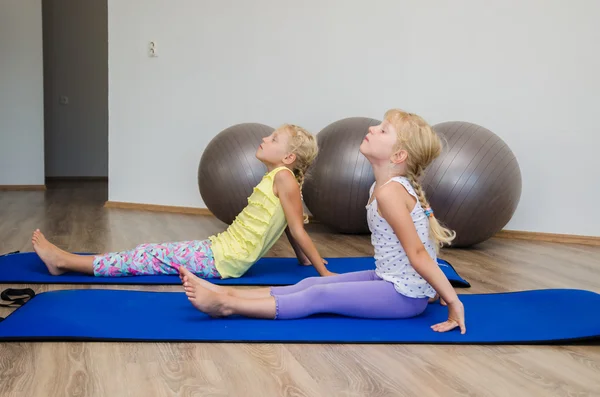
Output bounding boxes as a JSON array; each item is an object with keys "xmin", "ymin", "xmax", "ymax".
[
  {"xmin": 198, "ymin": 123, "xmax": 274, "ymax": 225},
  {"xmin": 422, "ymin": 121, "xmax": 522, "ymax": 247},
  {"xmin": 303, "ymin": 117, "xmax": 381, "ymax": 234}
]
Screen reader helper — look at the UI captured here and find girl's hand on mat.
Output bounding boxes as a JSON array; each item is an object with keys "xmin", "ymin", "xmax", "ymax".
[
  {"xmin": 428, "ymin": 293, "xmax": 447, "ymax": 306},
  {"xmin": 431, "ymin": 300, "xmax": 466, "ymax": 334},
  {"xmin": 321, "ymin": 270, "xmax": 337, "ymax": 277},
  {"xmin": 300, "ymin": 258, "xmax": 328, "ymax": 266}
]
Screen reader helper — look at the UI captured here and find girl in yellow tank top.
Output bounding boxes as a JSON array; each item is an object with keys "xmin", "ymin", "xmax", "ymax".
[{"xmin": 31, "ymin": 124, "xmax": 334, "ymax": 280}]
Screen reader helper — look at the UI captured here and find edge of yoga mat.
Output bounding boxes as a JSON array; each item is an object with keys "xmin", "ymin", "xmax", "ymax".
[
  {"xmin": 0, "ymin": 251, "xmax": 471, "ymax": 288},
  {"xmin": 0, "ymin": 288, "xmax": 598, "ymax": 345}
]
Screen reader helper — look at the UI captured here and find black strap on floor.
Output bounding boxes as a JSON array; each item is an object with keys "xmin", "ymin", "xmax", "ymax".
[
  {"xmin": 0, "ymin": 253, "xmax": 26, "ymax": 321},
  {"xmin": 0, "ymin": 288, "xmax": 35, "ymax": 308}
]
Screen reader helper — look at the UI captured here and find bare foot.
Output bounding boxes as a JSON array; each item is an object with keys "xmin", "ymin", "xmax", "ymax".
[
  {"xmin": 179, "ymin": 267, "xmax": 231, "ymax": 317},
  {"xmin": 177, "ymin": 266, "xmax": 227, "ymax": 295},
  {"xmin": 31, "ymin": 229, "xmax": 67, "ymax": 275}
]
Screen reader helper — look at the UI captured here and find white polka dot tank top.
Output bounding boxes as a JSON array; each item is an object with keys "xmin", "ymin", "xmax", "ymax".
[{"xmin": 366, "ymin": 176, "xmax": 437, "ymax": 299}]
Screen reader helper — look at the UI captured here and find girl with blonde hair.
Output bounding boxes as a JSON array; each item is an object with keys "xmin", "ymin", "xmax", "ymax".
[{"xmin": 32, "ymin": 124, "xmax": 334, "ymax": 279}]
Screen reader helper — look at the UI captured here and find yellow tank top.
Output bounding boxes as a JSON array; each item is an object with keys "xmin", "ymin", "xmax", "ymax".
[{"xmin": 209, "ymin": 166, "xmax": 294, "ymax": 278}]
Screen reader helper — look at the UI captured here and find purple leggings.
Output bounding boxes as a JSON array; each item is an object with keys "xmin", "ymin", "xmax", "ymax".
[{"xmin": 270, "ymin": 270, "xmax": 429, "ymax": 320}]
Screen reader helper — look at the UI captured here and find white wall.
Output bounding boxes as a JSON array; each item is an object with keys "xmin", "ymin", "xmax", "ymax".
[
  {"xmin": 0, "ymin": 0, "xmax": 45, "ymax": 185},
  {"xmin": 108, "ymin": 0, "xmax": 600, "ymax": 237},
  {"xmin": 43, "ymin": 0, "xmax": 108, "ymax": 177}
]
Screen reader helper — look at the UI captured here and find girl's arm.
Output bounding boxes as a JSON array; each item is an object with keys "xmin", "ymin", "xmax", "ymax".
[
  {"xmin": 284, "ymin": 227, "xmax": 310, "ymax": 265},
  {"xmin": 376, "ymin": 183, "xmax": 466, "ymax": 334},
  {"xmin": 274, "ymin": 170, "xmax": 334, "ymax": 276},
  {"xmin": 285, "ymin": 227, "xmax": 329, "ymax": 267}
]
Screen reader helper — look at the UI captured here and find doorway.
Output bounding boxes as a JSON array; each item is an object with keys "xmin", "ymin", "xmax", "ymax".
[{"xmin": 42, "ymin": 0, "xmax": 108, "ymax": 183}]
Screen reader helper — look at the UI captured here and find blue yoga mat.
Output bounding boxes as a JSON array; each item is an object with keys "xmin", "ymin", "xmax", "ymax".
[
  {"xmin": 0, "ymin": 251, "xmax": 470, "ymax": 287},
  {"xmin": 0, "ymin": 288, "xmax": 598, "ymax": 344}
]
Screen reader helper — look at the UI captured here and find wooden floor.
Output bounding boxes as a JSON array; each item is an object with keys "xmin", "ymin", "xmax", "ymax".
[{"xmin": 1, "ymin": 181, "xmax": 599, "ymax": 397}]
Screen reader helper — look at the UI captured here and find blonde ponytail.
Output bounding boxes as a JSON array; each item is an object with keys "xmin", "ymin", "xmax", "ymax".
[
  {"xmin": 406, "ymin": 171, "xmax": 456, "ymax": 252},
  {"xmin": 384, "ymin": 109, "xmax": 456, "ymax": 252},
  {"xmin": 280, "ymin": 124, "xmax": 319, "ymax": 223},
  {"xmin": 294, "ymin": 168, "xmax": 306, "ymax": 189},
  {"xmin": 294, "ymin": 166, "xmax": 309, "ymax": 224}
]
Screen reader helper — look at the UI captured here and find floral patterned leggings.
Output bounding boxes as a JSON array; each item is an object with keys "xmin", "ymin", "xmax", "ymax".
[{"xmin": 92, "ymin": 239, "xmax": 221, "ymax": 278}]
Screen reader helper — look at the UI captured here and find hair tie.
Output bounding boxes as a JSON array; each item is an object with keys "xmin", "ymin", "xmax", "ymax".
[{"xmin": 424, "ymin": 207, "xmax": 434, "ymax": 218}]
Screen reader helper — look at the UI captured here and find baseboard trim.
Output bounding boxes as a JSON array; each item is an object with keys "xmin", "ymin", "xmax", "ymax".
[
  {"xmin": 104, "ymin": 201, "xmax": 213, "ymax": 216},
  {"xmin": 102, "ymin": 201, "xmax": 599, "ymax": 246},
  {"xmin": 46, "ymin": 176, "xmax": 108, "ymax": 182},
  {"xmin": 495, "ymin": 230, "xmax": 600, "ymax": 246},
  {"xmin": 0, "ymin": 185, "xmax": 46, "ymax": 191}
]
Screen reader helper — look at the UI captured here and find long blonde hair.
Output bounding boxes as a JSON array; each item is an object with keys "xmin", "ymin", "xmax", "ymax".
[
  {"xmin": 384, "ymin": 109, "xmax": 456, "ymax": 251},
  {"xmin": 279, "ymin": 124, "xmax": 319, "ymax": 188},
  {"xmin": 279, "ymin": 124, "xmax": 319, "ymax": 222}
]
